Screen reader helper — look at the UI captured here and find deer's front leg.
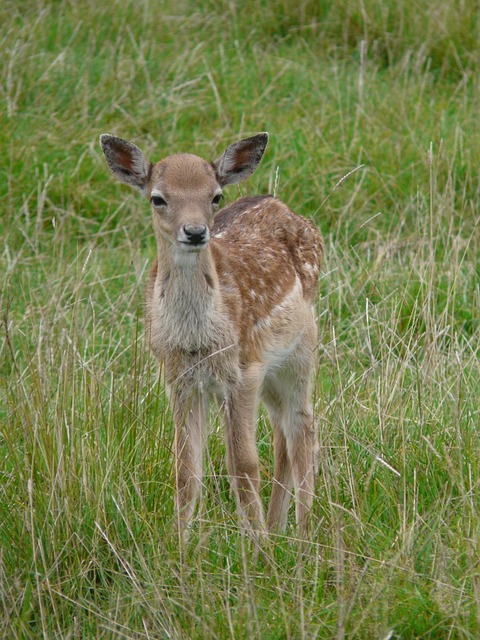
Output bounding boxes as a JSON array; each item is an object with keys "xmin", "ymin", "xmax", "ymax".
[
  {"xmin": 224, "ymin": 374, "xmax": 265, "ymax": 532},
  {"xmin": 171, "ymin": 389, "xmax": 207, "ymax": 536}
]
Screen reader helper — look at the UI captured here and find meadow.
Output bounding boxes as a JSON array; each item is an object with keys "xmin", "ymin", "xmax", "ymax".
[{"xmin": 1, "ymin": 0, "xmax": 479, "ymax": 637}]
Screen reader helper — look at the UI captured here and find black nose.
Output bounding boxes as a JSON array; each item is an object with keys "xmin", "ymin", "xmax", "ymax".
[{"xmin": 182, "ymin": 224, "xmax": 209, "ymax": 245}]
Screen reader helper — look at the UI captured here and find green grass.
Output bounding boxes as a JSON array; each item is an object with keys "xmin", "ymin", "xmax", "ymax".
[{"xmin": 1, "ymin": 0, "xmax": 479, "ymax": 637}]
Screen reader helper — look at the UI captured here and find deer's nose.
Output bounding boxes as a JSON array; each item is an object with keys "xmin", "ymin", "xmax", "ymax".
[{"xmin": 181, "ymin": 224, "xmax": 209, "ymax": 245}]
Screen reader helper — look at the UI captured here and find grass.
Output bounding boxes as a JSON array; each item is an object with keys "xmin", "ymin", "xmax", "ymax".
[{"xmin": 1, "ymin": 0, "xmax": 480, "ymax": 637}]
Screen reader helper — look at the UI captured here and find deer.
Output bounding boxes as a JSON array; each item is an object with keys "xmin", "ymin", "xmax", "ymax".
[{"xmin": 100, "ymin": 131, "xmax": 323, "ymax": 538}]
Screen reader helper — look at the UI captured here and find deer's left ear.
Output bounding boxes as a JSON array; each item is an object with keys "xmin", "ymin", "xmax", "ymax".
[
  {"xmin": 100, "ymin": 134, "xmax": 151, "ymax": 193},
  {"xmin": 212, "ymin": 133, "xmax": 269, "ymax": 187}
]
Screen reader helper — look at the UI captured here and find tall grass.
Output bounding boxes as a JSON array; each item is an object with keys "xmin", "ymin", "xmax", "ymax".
[{"xmin": 1, "ymin": 0, "xmax": 479, "ymax": 637}]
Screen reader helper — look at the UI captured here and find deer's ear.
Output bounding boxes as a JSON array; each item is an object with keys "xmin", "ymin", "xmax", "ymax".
[
  {"xmin": 212, "ymin": 133, "xmax": 269, "ymax": 187},
  {"xmin": 100, "ymin": 134, "xmax": 151, "ymax": 193}
]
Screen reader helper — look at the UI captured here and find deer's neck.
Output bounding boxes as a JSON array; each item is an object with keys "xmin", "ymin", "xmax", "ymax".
[{"xmin": 151, "ymin": 243, "xmax": 228, "ymax": 353}]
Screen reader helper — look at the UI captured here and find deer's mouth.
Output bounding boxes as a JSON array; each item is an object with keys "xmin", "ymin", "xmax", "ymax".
[{"xmin": 178, "ymin": 239, "xmax": 209, "ymax": 251}]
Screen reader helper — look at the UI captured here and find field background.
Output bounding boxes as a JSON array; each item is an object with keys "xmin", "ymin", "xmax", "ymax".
[{"xmin": 1, "ymin": 0, "xmax": 479, "ymax": 638}]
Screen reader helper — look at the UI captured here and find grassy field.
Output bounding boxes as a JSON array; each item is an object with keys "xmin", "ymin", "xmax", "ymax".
[{"xmin": 1, "ymin": 0, "xmax": 479, "ymax": 637}]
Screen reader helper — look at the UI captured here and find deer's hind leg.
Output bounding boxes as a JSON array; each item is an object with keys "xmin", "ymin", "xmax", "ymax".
[
  {"xmin": 263, "ymin": 341, "xmax": 317, "ymax": 535},
  {"xmin": 265, "ymin": 408, "xmax": 293, "ymax": 532}
]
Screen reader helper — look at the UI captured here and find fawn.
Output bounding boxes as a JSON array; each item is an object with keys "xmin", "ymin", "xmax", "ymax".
[{"xmin": 100, "ymin": 132, "xmax": 323, "ymax": 536}]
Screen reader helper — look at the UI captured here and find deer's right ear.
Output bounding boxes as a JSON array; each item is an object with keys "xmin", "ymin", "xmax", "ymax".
[{"xmin": 100, "ymin": 134, "xmax": 151, "ymax": 193}]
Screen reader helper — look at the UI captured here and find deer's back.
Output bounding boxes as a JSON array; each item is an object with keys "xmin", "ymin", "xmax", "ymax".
[
  {"xmin": 212, "ymin": 195, "xmax": 322, "ymax": 302},
  {"xmin": 210, "ymin": 196, "xmax": 323, "ymax": 360}
]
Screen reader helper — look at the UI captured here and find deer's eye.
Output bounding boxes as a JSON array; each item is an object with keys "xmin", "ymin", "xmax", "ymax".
[
  {"xmin": 212, "ymin": 193, "xmax": 223, "ymax": 206},
  {"xmin": 151, "ymin": 195, "xmax": 167, "ymax": 207}
]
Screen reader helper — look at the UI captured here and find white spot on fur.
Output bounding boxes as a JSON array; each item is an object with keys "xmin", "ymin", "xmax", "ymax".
[
  {"xmin": 304, "ymin": 262, "xmax": 319, "ymax": 275},
  {"xmin": 254, "ymin": 276, "xmax": 302, "ymax": 332}
]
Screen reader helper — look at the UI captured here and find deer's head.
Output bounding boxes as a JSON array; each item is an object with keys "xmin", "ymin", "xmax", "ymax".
[{"xmin": 100, "ymin": 133, "xmax": 269, "ymax": 255}]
